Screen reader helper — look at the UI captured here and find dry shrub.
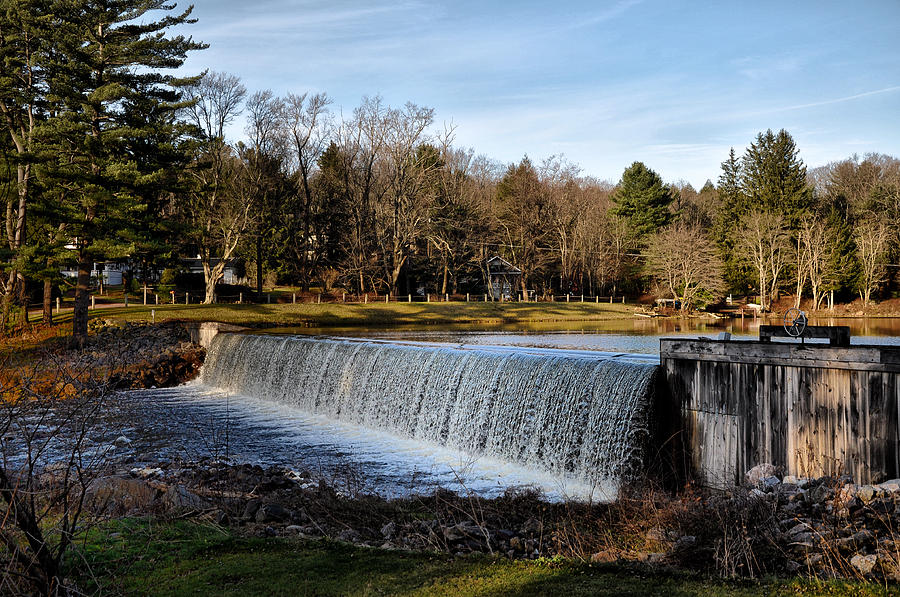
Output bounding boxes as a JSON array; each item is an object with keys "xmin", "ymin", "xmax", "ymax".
[{"xmin": 0, "ymin": 347, "xmax": 113, "ymax": 595}]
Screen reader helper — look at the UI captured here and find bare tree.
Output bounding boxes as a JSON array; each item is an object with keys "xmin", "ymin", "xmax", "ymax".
[
  {"xmin": 646, "ymin": 222, "xmax": 724, "ymax": 312},
  {"xmin": 0, "ymin": 352, "xmax": 109, "ymax": 595},
  {"xmin": 737, "ymin": 211, "xmax": 790, "ymax": 311},
  {"xmin": 542, "ymin": 156, "xmax": 583, "ymax": 293},
  {"xmin": 375, "ymin": 102, "xmax": 436, "ymax": 294},
  {"xmin": 855, "ymin": 219, "xmax": 890, "ymax": 306},
  {"xmin": 182, "ymin": 72, "xmax": 250, "ymax": 303},
  {"xmin": 334, "ymin": 96, "xmax": 389, "ymax": 293},
  {"xmin": 426, "ymin": 133, "xmax": 488, "ymax": 295},
  {"xmin": 243, "ymin": 90, "xmax": 288, "ymax": 297},
  {"xmin": 279, "ymin": 92, "xmax": 332, "ymax": 291},
  {"xmin": 794, "ymin": 217, "xmax": 838, "ymax": 310}
]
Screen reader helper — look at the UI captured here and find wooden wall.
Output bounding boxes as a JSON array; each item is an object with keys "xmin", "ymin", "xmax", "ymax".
[{"xmin": 660, "ymin": 339, "xmax": 900, "ymax": 488}]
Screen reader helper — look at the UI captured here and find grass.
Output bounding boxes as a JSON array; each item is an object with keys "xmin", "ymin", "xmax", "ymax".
[
  {"xmin": 40, "ymin": 301, "xmax": 639, "ymax": 329},
  {"xmin": 70, "ymin": 520, "xmax": 899, "ymax": 597}
]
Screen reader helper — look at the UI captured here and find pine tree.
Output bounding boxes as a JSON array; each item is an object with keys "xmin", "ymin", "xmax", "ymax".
[
  {"xmin": 41, "ymin": 1, "xmax": 205, "ymax": 343},
  {"xmin": 740, "ymin": 129, "xmax": 813, "ymax": 229},
  {"xmin": 714, "ymin": 148, "xmax": 751, "ymax": 292},
  {"xmin": 610, "ymin": 161, "xmax": 674, "ymax": 245}
]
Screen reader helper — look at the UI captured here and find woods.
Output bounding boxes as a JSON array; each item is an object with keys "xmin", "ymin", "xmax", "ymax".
[{"xmin": 2, "ymin": 3, "xmax": 900, "ymax": 341}]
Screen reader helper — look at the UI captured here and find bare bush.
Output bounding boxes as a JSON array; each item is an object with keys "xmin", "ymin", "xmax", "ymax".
[{"xmin": 0, "ymin": 349, "xmax": 111, "ymax": 595}]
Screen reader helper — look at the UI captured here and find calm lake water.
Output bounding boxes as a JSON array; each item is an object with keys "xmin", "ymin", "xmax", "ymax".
[{"xmin": 260, "ymin": 316, "xmax": 900, "ymax": 355}]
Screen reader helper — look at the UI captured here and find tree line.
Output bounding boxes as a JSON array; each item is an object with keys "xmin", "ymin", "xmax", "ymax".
[{"xmin": 2, "ymin": 1, "xmax": 900, "ymax": 344}]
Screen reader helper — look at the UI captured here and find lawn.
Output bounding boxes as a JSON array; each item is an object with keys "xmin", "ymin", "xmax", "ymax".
[
  {"xmin": 42, "ymin": 300, "xmax": 639, "ymax": 329},
  {"xmin": 71, "ymin": 520, "xmax": 897, "ymax": 597}
]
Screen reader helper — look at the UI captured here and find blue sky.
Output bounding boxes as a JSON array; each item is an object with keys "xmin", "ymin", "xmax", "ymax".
[{"xmin": 174, "ymin": 0, "xmax": 899, "ymax": 187}]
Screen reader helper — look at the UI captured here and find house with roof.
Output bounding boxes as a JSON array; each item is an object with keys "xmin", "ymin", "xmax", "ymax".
[{"xmin": 486, "ymin": 255, "xmax": 522, "ymax": 300}]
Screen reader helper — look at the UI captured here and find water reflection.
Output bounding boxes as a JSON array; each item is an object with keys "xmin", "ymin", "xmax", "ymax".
[{"xmin": 260, "ymin": 317, "xmax": 900, "ymax": 355}]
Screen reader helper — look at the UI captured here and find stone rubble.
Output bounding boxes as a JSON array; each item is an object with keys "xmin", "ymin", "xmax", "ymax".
[{"xmin": 80, "ymin": 457, "xmax": 900, "ymax": 581}]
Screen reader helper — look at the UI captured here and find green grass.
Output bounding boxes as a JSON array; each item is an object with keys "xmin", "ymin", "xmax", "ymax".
[
  {"xmin": 71, "ymin": 520, "xmax": 899, "ymax": 597},
  {"xmin": 54, "ymin": 301, "xmax": 638, "ymax": 328}
]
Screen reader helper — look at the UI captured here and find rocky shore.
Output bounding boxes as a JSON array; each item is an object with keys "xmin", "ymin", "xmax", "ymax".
[
  {"xmin": 78, "ymin": 457, "xmax": 900, "ymax": 582},
  {"xmin": 80, "ymin": 320, "xmax": 205, "ymax": 389}
]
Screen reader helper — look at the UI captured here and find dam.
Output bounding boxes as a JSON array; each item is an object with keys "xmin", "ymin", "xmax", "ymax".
[
  {"xmin": 188, "ymin": 324, "xmax": 900, "ymax": 494},
  {"xmin": 199, "ymin": 333, "xmax": 662, "ymax": 497}
]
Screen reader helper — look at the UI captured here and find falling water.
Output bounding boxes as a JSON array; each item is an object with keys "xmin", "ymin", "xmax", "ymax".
[{"xmin": 200, "ymin": 334, "xmax": 659, "ymax": 493}]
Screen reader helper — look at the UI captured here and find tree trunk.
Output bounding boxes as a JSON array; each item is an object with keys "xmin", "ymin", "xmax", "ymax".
[
  {"xmin": 42, "ymin": 278, "xmax": 52, "ymax": 324},
  {"xmin": 203, "ymin": 260, "xmax": 226, "ymax": 304},
  {"xmin": 72, "ymin": 252, "xmax": 91, "ymax": 345},
  {"xmin": 256, "ymin": 236, "xmax": 263, "ymax": 298}
]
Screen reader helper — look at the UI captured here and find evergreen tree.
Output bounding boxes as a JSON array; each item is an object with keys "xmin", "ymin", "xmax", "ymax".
[
  {"xmin": 0, "ymin": 0, "xmax": 52, "ymax": 329},
  {"xmin": 740, "ymin": 129, "xmax": 813, "ymax": 229},
  {"xmin": 496, "ymin": 156, "xmax": 548, "ymax": 297},
  {"xmin": 609, "ymin": 161, "xmax": 674, "ymax": 245},
  {"xmin": 42, "ymin": 1, "xmax": 205, "ymax": 342},
  {"xmin": 714, "ymin": 148, "xmax": 751, "ymax": 293}
]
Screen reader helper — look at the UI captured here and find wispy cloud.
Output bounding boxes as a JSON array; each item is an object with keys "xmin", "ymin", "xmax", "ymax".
[
  {"xmin": 566, "ymin": 0, "xmax": 643, "ymax": 29},
  {"xmin": 773, "ymin": 85, "xmax": 900, "ymax": 113}
]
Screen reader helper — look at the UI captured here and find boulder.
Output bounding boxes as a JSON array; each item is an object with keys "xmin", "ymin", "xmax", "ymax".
[
  {"xmin": 745, "ymin": 464, "xmax": 776, "ymax": 485},
  {"xmin": 255, "ymin": 503, "xmax": 292, "ymax": 523},
  {"xmin": 86, "ymin": 476, "xmax": 158, "ymax": 513},
  {"xmin": 163, "ymin": 484, "xmax": 209, "ymax": 511},
  {"xmin": 850, "ymin": 553, "xmax": 877, "ymax": 575}
]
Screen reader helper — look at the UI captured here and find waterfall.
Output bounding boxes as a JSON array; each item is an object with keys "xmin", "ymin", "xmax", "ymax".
[{"xmin": 200, "ymin": 333, "xmax": 659, "ymax": 492}]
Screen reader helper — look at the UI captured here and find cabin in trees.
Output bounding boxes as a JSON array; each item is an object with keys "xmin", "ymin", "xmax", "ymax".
[{"xmin": 486, "ymin": 256, "xmax": 522, "ymax": 300}]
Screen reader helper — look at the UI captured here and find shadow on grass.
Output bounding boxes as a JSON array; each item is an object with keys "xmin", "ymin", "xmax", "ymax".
[{"xmin": 73, "ymin": 521, "xmax": 892, "ymax": 597}]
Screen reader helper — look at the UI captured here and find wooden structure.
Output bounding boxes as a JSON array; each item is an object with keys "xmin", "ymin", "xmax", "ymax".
[
  {"xmin": 486, "ymin": 256, "xmax": 521, "ymax": 300},
  {"xmin": 759, "ymin": 325, "xmax": 850, "ymax": 347},
  {"xmin": 660, "ymin": 337, "xmax": 900, "ymax": 487}
]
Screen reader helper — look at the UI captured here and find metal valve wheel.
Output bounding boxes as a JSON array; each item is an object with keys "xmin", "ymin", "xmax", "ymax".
[{"xmin": 783, "ymin": 308, "xmax": 808, "ymax": 337}]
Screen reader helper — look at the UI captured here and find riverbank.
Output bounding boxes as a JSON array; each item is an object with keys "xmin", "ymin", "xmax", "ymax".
[
  {"xmin": 74, "ymin": 519, "xmax": 894, "ymax": 596},
  {"xmin": 70, "ymin": 457, "xmax": 900, "ymax": 594},
  {"xmin": 2, "ymin": 320, "xmax": 204, "ymax": 389},
  {"xmin": 58, "ymin": 301, "xmax": 641, "ymax": 329}
]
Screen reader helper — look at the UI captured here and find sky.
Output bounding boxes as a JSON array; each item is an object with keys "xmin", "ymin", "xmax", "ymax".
[{"xmin": 172, "ymin": 0, "xmax": 900, "ymax": 187}]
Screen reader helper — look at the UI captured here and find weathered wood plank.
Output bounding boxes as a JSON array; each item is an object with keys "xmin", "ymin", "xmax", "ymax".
[{"xmin": 663, "ymin": 339, "xmax": 900, "ymax": 487}]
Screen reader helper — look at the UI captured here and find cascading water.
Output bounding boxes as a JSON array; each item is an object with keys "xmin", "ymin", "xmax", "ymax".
[{"xmin": 200, "ymin": 333, "xmax": 659, "ymax": 495}]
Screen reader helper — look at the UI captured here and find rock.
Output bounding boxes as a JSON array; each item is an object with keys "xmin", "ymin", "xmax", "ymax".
[
  {"xmin": 761, "ymin": 475, "xmax": 781, "ymax": 490},
  {"xmin": 809, "ymin": 484, "xmax": 834, "ymax": 503},
  {"xmin": 337, "ymin": 529, "xmax": 360, "ymax": 543},
  {"xmin": 113, "ymin": 435, "xmax": 132, "ymax": 448},
  {"xmin": 130, "ymin": 466, "xmax": 162, "ymax": 479},
  {"xmin": 590, "ymin": 550, "xmax": 618, "ymax": 563},
  {"xmin": 285, "ymin": 525, "xmax": 304, "ymax": 535},
  {"xmin": 857, "ymin": 485, "xmax": 877, "ymax": 504},
  {"xmin": 804, "ymin": 553, "xmax": 824, "ymax": 568},
  {"xmin": 786, "ymin": 560, "xmax": 801, "ymax": 573},
  {"xmin": 850, "ymin": 553, "xmax": 877, "ymax": 575},
  {"xmin": 878, "ymin": 479, "xmax": 900, "ymax": 493},
  {"xmin": 381, "ymin": 522, "xmax": 397, "ymax": 540},
  {"xmin": 645, "ymin": 527, "xmax": 668, "ymax": 543},
  {"xmin": 672, "ymin": 535, "xmax": 696, "ymax": 551},
  {"xmin": 789, "ymin": 541, "xmax": 816, "ymax": 554},
  {"xmin": 242, "ymin": 499, "xmax": 262, "ymax": 520},
  {"xmin": 787, "ymin": 522, "xmax": 812, "ymax": 537},
  {"xmin": 255, "ymin": 503, "xmax": 292, "ymax": 523},
  {"xmin": 163, "ymin": 484, "xmax": 208, "ymax": 511},
  {"xmin": 745, "ymin": 463, "xmax": 776, "ymax": 485},
  {"xmin": 851, "ymin": 529, "xmax": 876, "ymax": 548}
]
